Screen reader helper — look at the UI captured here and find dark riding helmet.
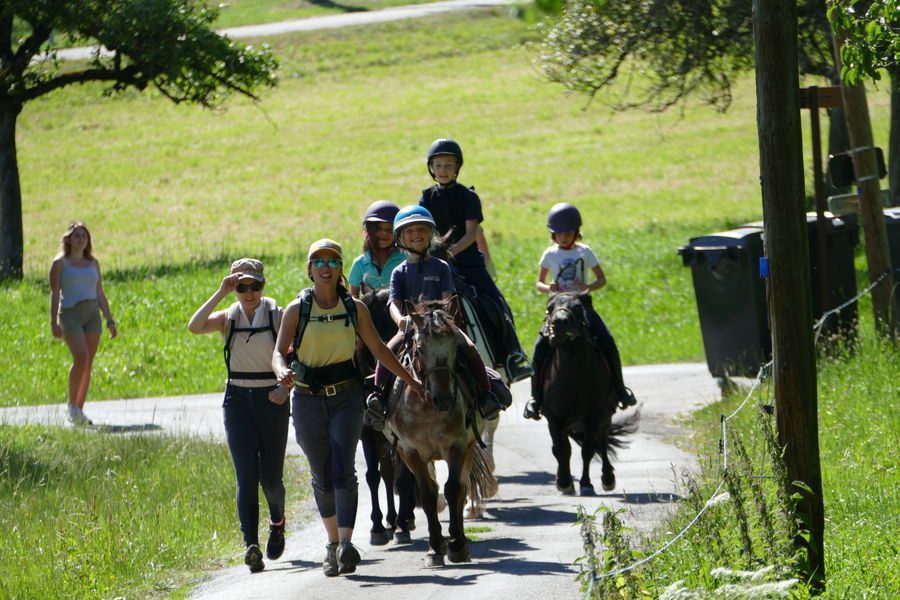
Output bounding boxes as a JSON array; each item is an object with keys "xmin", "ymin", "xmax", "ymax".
[
  {"xmin": 427, "ymin": 138, "xmax": 464, "ymax": 179},
  {"xmin": 363, "ymin": 200, "xmax": 400, "ymax": 225},
  {"xmin": 547, "ymin": 203, "xmax": 582, "ymax": 233},
  {"xmin": 393, "ymin": 205, "xmax": 436, "ymax": 239}
]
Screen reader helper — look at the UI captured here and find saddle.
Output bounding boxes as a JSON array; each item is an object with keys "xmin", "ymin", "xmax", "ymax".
[{"xmin": 452, "ymin": 273, "xmax": 507, "ymax": 360}]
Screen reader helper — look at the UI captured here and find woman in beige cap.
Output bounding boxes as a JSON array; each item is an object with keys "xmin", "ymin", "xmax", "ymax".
[
  {"xmin": 272, "ymin": 239, "xmax": 423, "ymax": 577},
  {"xmin": 188, "ymin": 258, "xmax": 290, "ymax": 574},
  {"xmin": 49, "ymin": 221, "xmax": 117, "ymax": 426}
]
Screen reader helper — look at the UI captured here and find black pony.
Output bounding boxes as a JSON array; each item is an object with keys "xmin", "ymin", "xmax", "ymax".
[
  {"xmin": 540, "ymin": 292, "xmax": 639, "ymax": 495},
  {"xmin": 355, "ymin": 286, "xmax": 418, "ymax": 544}
]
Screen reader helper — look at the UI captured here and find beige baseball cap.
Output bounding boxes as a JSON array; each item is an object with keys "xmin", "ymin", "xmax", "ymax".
[
  {"xmin": 307, "ymin": 239, "xmax": 343, "ymax": 261},
  {"xmin": 230, "ymin": 258, "xmax": 265, "ymax": 282}
]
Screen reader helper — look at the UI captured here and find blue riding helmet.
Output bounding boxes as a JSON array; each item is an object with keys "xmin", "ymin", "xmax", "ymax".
[
  {"xmin": 547, "ymin": 203, "xmax": 582, "ymax": 233},
  {"xmin": 363, "ymin": 200, "xmax": 400, "ymax": 225},
  {"xmin": 427, "ymin": 138, "xmax": 464, "ymax": 179},
  {"xmin": 393, "ymin": 205, "xmax": 436, "ymax": 238}
]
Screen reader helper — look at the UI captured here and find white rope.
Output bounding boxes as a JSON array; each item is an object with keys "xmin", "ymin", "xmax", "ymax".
[{"xmin": 813, "ymin": 271, "xmax": 888, "ymax": 342}]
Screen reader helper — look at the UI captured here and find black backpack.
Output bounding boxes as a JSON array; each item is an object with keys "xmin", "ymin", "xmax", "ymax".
[{"xmin": 223, "ymin": 299, "xmax": 278, "ymax": 381}]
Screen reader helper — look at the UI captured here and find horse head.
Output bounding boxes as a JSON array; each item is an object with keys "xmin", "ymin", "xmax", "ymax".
[
  {"xmin": 545, "ymin": 292, "xmax": 593, "ymax": 348},
  {"xmin": 409, "ymin": 299, "xmax": 467, "ymax": 412}
]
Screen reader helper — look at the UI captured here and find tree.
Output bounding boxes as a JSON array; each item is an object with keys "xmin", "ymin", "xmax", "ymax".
[{"xmin": 0, "ymin": 0, "xmax": 278, "ymax": 280}]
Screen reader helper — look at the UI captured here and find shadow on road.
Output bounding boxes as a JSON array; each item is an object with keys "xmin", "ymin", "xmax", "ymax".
[
  {"xmin": 94, "ymin": 423, "xmax": 164, "ymax": 433},
  {"xmin": 308, "ymin": 0, "xmax": 368, "ymax": 12},
  {"xmin": 484, "ymin": 504, "xmax": 578, "ymax": 527},
  {"xmin": 495, "ymin": 471, "xmax": 553, "ymax": 486}
]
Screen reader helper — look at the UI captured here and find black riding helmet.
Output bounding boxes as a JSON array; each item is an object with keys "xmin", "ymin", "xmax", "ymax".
[
  {"xmin": 427, "ymin": 138, "xmax": 464, "ymax": 180},
  {"xmin": 363, "ymin": 200, "xmax": 400, "ymax": 225}
]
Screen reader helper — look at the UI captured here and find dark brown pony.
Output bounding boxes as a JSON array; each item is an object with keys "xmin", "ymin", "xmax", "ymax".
[
  {"xmin": 540, "ymin": 292, "xmax": 638, "ymax": 495},
  {"xmin": 387, "ymin": 300, "xmax": 496, "ymax": 566},
  {"xmin": 355, "ymin": 286, "xmax": 417, "ymax": 544}
]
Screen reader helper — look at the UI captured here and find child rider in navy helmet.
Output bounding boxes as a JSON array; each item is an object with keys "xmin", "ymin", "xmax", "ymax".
[{"xmin": 418, "ymin": 138, "xmax": 533, "ymax": 383}]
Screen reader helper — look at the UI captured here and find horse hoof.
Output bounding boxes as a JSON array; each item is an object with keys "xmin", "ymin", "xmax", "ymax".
[
  {"xmin": 423, "ymin": 552, "xmax": 445, "ymax": 568},
  {"xmin": 579, "ymin": 484, "xmax": 596, "ymax": 497},
  {"xmin": 370, "ymin": 530, "xmax": 390, "ymax": 546},
  {"xmin": 601, "ymin": 476, "xmax": 616, "ymax": 492},
  {"xmin": 557, "ymin": 482, "xmax": 576, "ymax": 495},
  {"xmin": 406, "ymin": 517, "xmax": 416, "ymax": 531},
  {"xmin": 394, "ymin": 530, "xmax": 413, "ymax": 545},
  {"xmin": 448, "ymin": 546, "xmax": 470, "ymax": 563}
]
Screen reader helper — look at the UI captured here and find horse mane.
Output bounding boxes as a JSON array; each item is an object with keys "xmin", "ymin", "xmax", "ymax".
[
  {"xmin": 410, "ymin": 299, "xmax": 457, "ymax": 336},
  {"xmin": 428, "ymin": 228, "xmax": 455, "ymax": 263}
]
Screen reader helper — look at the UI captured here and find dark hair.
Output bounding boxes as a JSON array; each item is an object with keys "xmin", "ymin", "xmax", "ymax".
[
  {"xmin": 60, "ymin": 221, "xmax": 94, "ymax": 260},
  {"xmin": 551, "ymin": 228, "xmax": 582, "ymax": 243},
  {"xmin": 361, "ymin": 222, "xmax": 397, "ymax": 256}
]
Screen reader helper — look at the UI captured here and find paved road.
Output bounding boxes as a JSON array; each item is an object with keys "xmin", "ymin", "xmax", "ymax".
[
  {"xmin": 44, "ymin": 0, "xmax": 518, "ymax": 64},
  {"xmin": 0, "ymin": 363, "xmax": 721, "ymax": 600}
]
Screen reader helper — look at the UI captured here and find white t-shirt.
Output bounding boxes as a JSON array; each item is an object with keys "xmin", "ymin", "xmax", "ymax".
[{"xmin": 539, "ymin": 243, "xmax": 601, "ymax": 292}]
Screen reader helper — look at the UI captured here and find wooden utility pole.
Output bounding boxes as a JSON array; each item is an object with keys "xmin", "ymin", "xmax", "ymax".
[
  {"xmin": 753, "ymin": 0, "xmax": 825, "ymax": 591},
  {"xmin": 832, "ymin": 35, "xmax": 899, "ymax": 338}
]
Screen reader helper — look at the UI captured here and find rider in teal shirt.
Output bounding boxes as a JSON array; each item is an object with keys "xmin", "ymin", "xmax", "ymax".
[{"xmin": 348, "ymin": 201, "xmax": 406, "ymax": 297}]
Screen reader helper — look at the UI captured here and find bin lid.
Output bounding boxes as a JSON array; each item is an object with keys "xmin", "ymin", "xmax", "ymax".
[
  {"xmin": 885, "ymin": 207, "xmax": 900, "ymax": 224},
  {"xmin": 742, "ymin": 212, "xmax": 855, "ymax": 231},
  {"xmin": 685, "ymin": 227, "xmax": 764, "ymax": 248}
]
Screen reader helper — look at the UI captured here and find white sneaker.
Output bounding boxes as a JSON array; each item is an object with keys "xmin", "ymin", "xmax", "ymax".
[
  {"xmin": 78, "ymin": 408, "xmax": 93, "ymax": 425},
  {"xmin": 68, "ymin": 405, "xmax": 90, "ymax": 426}
]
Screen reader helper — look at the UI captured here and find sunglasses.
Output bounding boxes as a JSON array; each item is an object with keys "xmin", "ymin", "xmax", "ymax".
[
  {"xmin": 311, "ymin": 257, "xmax": 342, "ymax": 269},
  {"xmin": 236, "ymin": 281, "xmax": 263, "ymax": 293}
]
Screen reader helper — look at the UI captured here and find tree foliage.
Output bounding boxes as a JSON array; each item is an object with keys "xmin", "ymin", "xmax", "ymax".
[
  {"xmin": 829, "ymin": 0, "xmax": 900, "ymax": 84},
  {"xmin": 536, "ymin": 0, "xmax": 835, "ymax": 112},
  {"xmin": 0, "ymin": 0, "xmax": 278, "ymax": 110}
]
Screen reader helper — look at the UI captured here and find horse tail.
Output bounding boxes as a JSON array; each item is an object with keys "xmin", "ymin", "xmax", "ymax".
[
  {"xmin": 599, "ymin": 409, "xmax": 641, "ymax": 460},
  {"xmin": 468, "ymin": 443, "xmax": 499, "ymax": 501}
]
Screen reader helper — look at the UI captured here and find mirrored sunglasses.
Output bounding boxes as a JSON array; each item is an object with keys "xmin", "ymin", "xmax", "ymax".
[
  {"xmin": 311, "ymin": 257, "xmax": 342, "ymax": 269},
  {"xmin": 236, "ymin": 281, "xmax": 263, "ymax": 293}
]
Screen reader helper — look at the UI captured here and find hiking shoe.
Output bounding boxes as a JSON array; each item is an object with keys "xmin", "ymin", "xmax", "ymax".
[
  {"xmin": 364, "ymin": 392, "xmax": 385, "ymax": 432},
  {"xmin": 323, "ymin": 543, "xmax": 339, "ymax": 577},
  {"xmin": 336, "ymin": 541, "xmax": 360, "ymax": 574},
  {"xmin": 506, "ymin": 354, "xmax": 534, "ymax": 384},
  {"xmin": 523, "ymin": 399, "xmax": 542, "ymax": 421},
  {"xmin": 68, "ymin": 405, "xmax": 91, "ymax": 426},
  {"xmin": 244, "ymin": 544, "xmax": 265, "ymax": 573},
  {"xmin": 266, "ymin": 520, "xmax": 285, "ymax": 560},
  {"xmin": 617, "ymin": 387, "xmax": 637, "ymax": 409}
]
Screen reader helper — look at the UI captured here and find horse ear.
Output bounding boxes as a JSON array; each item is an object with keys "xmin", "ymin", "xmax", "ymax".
[{"xmin": 446, "ymin": 295, "xmax": 461, "ymax": 321}]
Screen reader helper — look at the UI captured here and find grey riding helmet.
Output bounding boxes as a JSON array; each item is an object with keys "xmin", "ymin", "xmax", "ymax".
[
  {"xmin": 427, "ymin": 138, "xmax": 463, "ymax": 180},
  {"xmin": 363, "ymin": 200, "xmax": 400, "ymax": 225},
  {"xmin": 547, "ymin": 203, "xmax": 582, "ymax": 233}
]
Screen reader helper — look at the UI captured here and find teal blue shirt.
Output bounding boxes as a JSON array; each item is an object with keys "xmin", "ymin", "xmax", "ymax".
[{"xmin": 348, "ymin": 249, "xmax": 405, "ymax": 290}]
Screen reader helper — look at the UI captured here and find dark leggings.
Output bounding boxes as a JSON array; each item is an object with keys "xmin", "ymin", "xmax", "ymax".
[
  {"xmin": 531, "ymin": 309, "xmax": 625, "ymax": 402},
  {"xmin": 291, "ymin": 384, "xmax": 364, "ymax": 528},
  {"xmin": 223, "ymin": 384, "xmax": 290, "ymax": 546}
]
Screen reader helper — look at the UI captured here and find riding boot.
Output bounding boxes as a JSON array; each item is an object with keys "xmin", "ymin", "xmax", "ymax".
[
  {"xmin": 523, "ymin": 374, "xmax": 542, "ymax": 421},
  {"xmin": 365, "ymin": 383, "xmax": 388, "ymax": 431},
  {"xmin": 524, "ymin": 334, "xmax": 549, "ymax": 421}
]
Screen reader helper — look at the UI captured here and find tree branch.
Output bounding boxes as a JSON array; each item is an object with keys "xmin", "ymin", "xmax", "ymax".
[
  {"xmin": 12, "ymin": 24, "xmax": 52, "ymax": 75},
  {"xmin": 0, "ymin": 15, "xmax": 14, "ymax": 65},
  {"xmin": 20, "ymin": 66, "xmax": 146, "ymax": 102}
]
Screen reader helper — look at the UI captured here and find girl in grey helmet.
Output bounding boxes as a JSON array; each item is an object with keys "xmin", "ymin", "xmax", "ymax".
[{"xmin": 523, "ymin": 203, "xmax": 637, "ymax": 420}]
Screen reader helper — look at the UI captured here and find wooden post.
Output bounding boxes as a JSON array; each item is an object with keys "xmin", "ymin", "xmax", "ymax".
[
  {"xmin": 832, "ymin": 34, "xmax": 899, "ymax": 338},
  {"xmin": 753, "ymin": 0, "xmax": 825, "ymax": 591}
]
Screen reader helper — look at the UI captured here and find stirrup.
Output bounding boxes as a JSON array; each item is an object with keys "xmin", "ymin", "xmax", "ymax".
[
  {"xmin": 478, "ymin": 390, "xmax": 501, "ymax": 420},
  {"xmin": 365, "ymin": 392, "xmax": 386, "ymax": 431},
  {"xmin": 523, "ymin": 399, "xmax": 542, "ymax": 421},
  {"xmin": 505, "ymin": 353, "xmax": 533, "ymax": 383},
  {"xmin": 617, "ymin": 386, "xmax": 637, "ymax": 409}
]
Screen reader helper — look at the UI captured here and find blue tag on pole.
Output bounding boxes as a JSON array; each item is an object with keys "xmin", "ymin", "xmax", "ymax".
[{"xmin": 759, "ymin": 257, "xmax": 769, "ymax": 278}]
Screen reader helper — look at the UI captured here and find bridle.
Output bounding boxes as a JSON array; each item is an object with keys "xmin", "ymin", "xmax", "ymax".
[{"xmin": 409, "ymin": 323, "xmax": 461, "ymax": 413}]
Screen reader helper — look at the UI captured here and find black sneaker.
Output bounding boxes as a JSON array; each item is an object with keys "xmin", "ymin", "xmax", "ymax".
[
  {"xmin": 364, "ymin": 392, "xmax": 386, "ymax": 431},
  {"xmin": 336, "ymin": 541, "xmax": 360, "ymax": 574},
  {"xmin": 266, "ymin": 520, "xmax": 285, "ymax": 560},
  {"xmin": 323, "ymin": 543, "xmax": 339, "ymax": 577},
  {"xmin": 617, "ymin": 386, "xmax": 637, "ymax": 409},
  {"xmin": 523, "ymin": 399, "xmax": 542, "ymax": 421},
  {"xmin": 244, "ymin": 544, "xmax": 265, "ymax": 573},
  {"xmin": 506, "ymin": 354, "xmax": 534, "ymax": 384}
]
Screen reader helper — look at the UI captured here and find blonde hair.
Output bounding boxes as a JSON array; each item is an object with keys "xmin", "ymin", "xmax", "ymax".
[{"xmin": 60, "ymin": 221, "xmax": 94, "ymax": 260}]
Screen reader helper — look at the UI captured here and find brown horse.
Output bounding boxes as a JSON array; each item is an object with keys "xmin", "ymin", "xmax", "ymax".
[
  {"xmin": 540, "ymin": 292, "xmax": 638, "ymax": 495},
  {"xmin": 386, "ymin": 300, "xmax": 496, "ymax": 566}
]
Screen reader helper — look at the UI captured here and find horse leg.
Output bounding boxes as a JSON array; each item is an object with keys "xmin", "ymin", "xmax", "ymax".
[
  {"xmin": 402, "ymin": 450, "xmax": 446, "ymax": 567},
  {"xmin": 394, "ymin": 464, "xmax": 416, "ymax": 544},
  {"xmin": 361, "ymin": 428, "xmax": 389, "ymax": 544},
  {"xmin": 578, "ymin": 416, "xmax": 599, "ymax": 497},
  {"xmin": 547, "ymin": 417, "xmax": 575, "ymax": 495},
  {"xmin": 445, "ymin": 445, "xmax": 472, "ymax": 563},
  {"xmin": 598, "ymin": 418, "xmax": 616, "ymax": 492}
]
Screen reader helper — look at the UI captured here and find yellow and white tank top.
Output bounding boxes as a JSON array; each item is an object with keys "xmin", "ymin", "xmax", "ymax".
[{"xmin": 296, "ymin": 298, "xmax": 357, "ymax": 368}]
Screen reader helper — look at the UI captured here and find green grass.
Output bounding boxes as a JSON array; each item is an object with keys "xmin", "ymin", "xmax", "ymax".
[
  {"xmin": 0, "ymin": 424, "xmax": 311, "ymax": 598},
  {"xmin": 581, "ymin": 331, "xmax": 899, "ymax": 597},
  {"xmin": 11, "ymin": 9, "xmax": 892, "ymax": 406}
]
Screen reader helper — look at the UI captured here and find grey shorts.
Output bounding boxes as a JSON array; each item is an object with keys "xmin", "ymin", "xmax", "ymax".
[{"xmin": 59, "ymin": 299, "xmax": 102, "ymax": 335}]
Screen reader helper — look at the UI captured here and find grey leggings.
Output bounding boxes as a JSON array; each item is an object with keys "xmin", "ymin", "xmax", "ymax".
[{"xmin": 291, "ymin": 384, "xmax": 364, "ymax": 528}]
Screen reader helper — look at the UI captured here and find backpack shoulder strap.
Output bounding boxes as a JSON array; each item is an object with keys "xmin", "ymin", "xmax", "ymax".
[
  {"xmin": 338, "ymin": 287, "xmax": 359, "ymax": 332},
  {"xmin": 292, "ymin": 288, "xmax": 315, "ymax": 352},
  {"xmin": 223, "ymin": 302, "xmax": 241, "ymax": 371}
]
